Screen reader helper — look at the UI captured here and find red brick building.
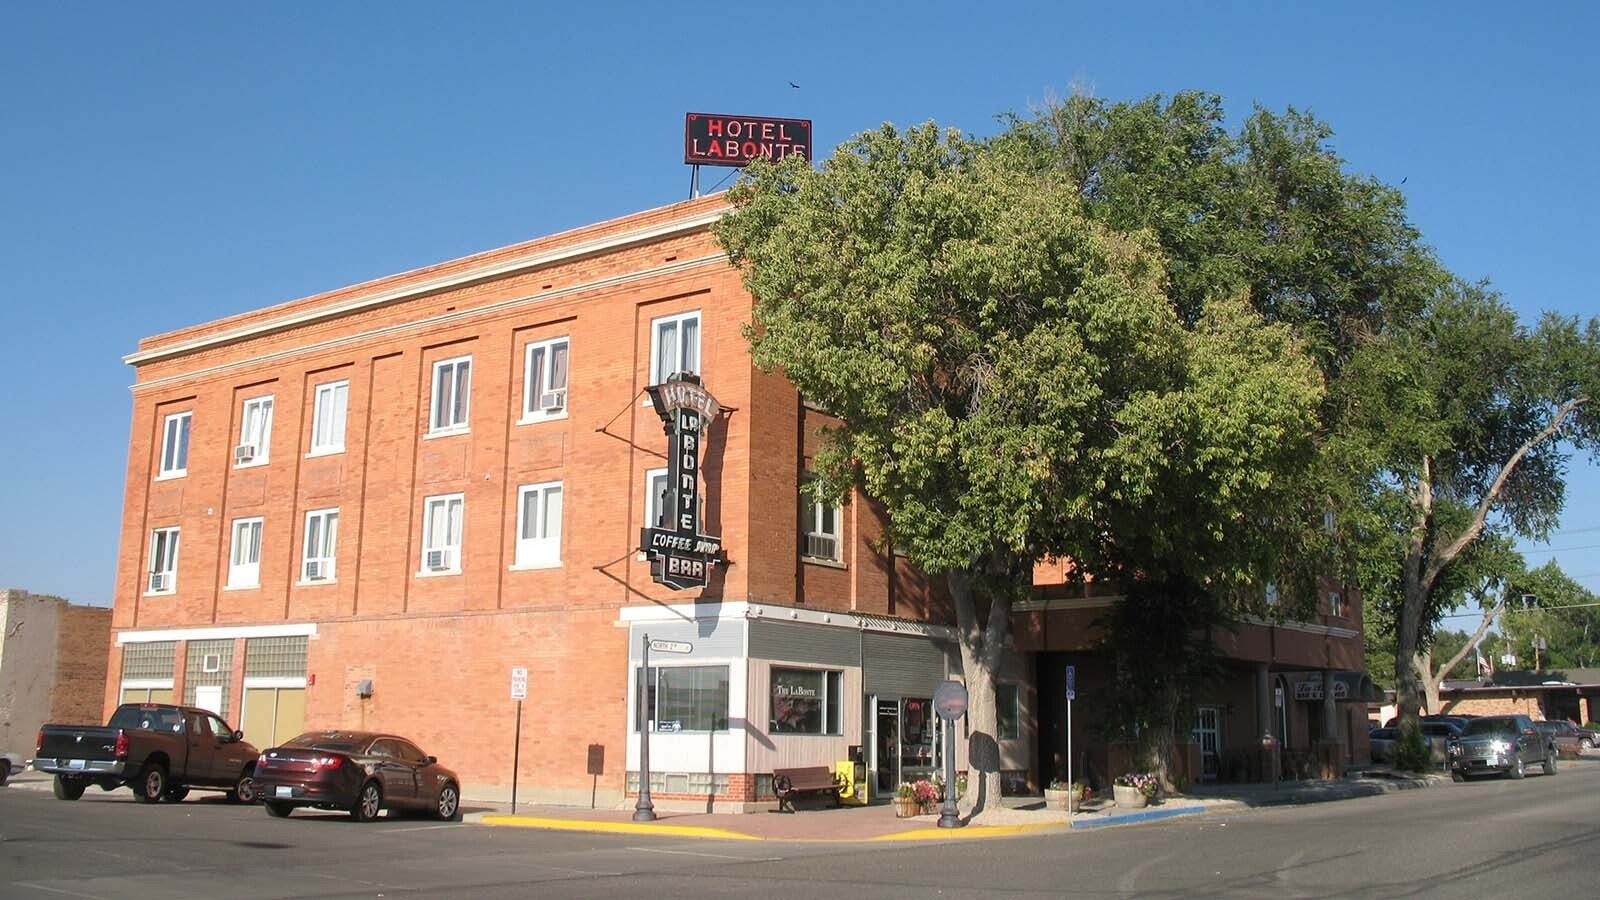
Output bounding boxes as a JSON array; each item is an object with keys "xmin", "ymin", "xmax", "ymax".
[
  {"xmin": 1, "ymin": 589, "xmax": 112, "ymax": 756},
  {"xmin": 109, "ymin": 195, "xmax": 1368, "ymax": 809}
]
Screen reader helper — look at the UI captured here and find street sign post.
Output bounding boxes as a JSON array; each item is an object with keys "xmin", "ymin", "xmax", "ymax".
[
  {"xmin": 1065, "ymin": 664, "xmax": 1077, "ymax": 815},
  {"xmin": 649, "ymin": 640, "xmax": 692, "ymax": 654},
  {"xmin": 932, "ymin": 680, "xmax": 967, "ymax": 829},
  {"xmin": 510, "ymin": 666, "xmax": 528, "ymax": 813}
]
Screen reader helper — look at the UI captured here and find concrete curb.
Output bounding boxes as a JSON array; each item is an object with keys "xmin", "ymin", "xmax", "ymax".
[
  {"xmin": 480, "ymin": 814, "xmax": 762, "ymax": 841},
  {"xmin": 1070, "ymin": 805, "xmax": 1214, "ymax": 829}
]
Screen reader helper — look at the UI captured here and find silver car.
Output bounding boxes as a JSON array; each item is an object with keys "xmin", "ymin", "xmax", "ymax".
[{"xmin": 1449, "ymin": 714, "xmax": 1557, "ymax": 781}]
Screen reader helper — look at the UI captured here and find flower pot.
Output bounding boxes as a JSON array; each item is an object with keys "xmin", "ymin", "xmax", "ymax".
[
  {"xmin": 894, "ymin": 796, "xmax": 922, "ymax": 818},
  {"xmin": 1113, "ymin": 784, "xmax": 1149, "ymax": 809},
  {"xmin": 1044, "ymin": 788, "xmax": 1082, "ymax": 812}
]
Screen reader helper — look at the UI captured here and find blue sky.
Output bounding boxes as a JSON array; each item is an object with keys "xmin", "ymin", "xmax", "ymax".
[{"xmin": 3, "ymin": 3, "xmax": 1596, "ymax": 607}]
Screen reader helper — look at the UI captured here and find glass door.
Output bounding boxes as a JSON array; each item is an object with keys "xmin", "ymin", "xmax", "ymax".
[
  {"xmin": 1193, "ymin": 706, "xmax": 1221, "ymax": 781},
  {"xmin": 899, "ymin": 697, "xmax": 937, "ymax": 784},
  {"xmin": 874, "ymin": 698, "xmax": 900, "ymax": 793}
]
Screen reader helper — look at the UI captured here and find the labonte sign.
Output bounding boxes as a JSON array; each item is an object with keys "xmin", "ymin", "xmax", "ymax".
[
  {"xmin": 684, "ymin": 113, "xmax": 811, "ymax": 167},
  {"xmin": 640, "ymin": 373, "xmax": 724, "ymax": 590}
]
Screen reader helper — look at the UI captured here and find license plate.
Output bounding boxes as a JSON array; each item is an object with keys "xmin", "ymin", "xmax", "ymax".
[
  {"xmin": 69, "ymin": 759, "xmax": 86, "ymax": 770},
  {"xmin": 275, "ymin": 786, "xmax": 293, "ymax": 798}
]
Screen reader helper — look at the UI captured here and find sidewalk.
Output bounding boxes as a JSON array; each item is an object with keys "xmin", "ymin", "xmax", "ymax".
[{"xmin": 473, "ymin": 768, "xmax": 1454, "ymax": 842}]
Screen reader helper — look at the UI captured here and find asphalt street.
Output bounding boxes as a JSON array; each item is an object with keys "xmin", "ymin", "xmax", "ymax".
[{"xmin": 3, "ymin": 761, "xmax": 1596, "ymax": 899}]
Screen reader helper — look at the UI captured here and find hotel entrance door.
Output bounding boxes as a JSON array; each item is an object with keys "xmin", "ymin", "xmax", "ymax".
[{"xmin": 871, "ymin": 695, "xmax": 940, "ymax": 794}]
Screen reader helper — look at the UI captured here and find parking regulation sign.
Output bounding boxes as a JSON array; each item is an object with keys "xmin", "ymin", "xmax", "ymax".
[
  {"xmin": 510, "ymin": 666, "xmax": 528, "ymax": 701},
  {"xmin": 1066, "ymin": 665, "xmax": 1076, "ymax": 702}
]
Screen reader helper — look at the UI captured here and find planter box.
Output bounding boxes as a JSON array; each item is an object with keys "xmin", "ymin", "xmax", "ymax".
[
  {"xmin": 1043, "ymin": 788, "xmax": 1082, "ymax": 812},
  {"xmin": 1112, "ymin": 784, "xmax": 1149, "ymax": 809}
]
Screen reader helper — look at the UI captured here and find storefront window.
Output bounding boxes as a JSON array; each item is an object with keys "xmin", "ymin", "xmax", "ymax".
[
  {"xmin": 634, "ymin": 665, "xmax": 728, "ymax": 732},
  {"xmin": 770, "ymin": 667, "xmax": 842, "ymax": 735},
  {"xmin": 996, "ymin": 683, "xmax": 1020, "ymax": 740},
  {"xmin": 900, "ymin": 697, "xmax": 935, "ymax": 778}
]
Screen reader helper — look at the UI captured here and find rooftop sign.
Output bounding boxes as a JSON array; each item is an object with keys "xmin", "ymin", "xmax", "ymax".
[{"xmin": 684, "ymin": 113, "xmax": 811, "ymax": 168}]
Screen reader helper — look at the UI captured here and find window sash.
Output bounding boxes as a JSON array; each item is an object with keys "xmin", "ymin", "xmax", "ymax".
[
  {"xmin": 423, "ymin": 495, "xmax": 464, "ymax": 567},
  {"xmin": 770, "ymin": 667, "xmax": 842, "ymax": 735},
  {"xmin": 996, "ymin": 683, "xmax": 1020, "ymax": 740},
  {"xmin": 523, "ymin": 338, "xmax": 570, "ymax": 415},
  {"xmin": 651, "ymin": 313, "xmax": 700, "ymax": 385},
  {"xmin": 239, "ymin": 397, "xmax": 274, "ymax": 460},
  {"xmin": 646, "ymin": 469, "xmax": 669, "ymax": 529},
  {"xmin": 303, "ymin": 509, "xmax": 339, "ymax": 578},
  {"xmin": 430, "ymin": 358, "xmax": 471, "ymax": 431},
  {"xmin": 229, "ymin": 519, "xmax": 262, "ymax": 586},
  {"xmin": 800, "ymin": 480, "xmax": 841, "ymax": 561},
  {"xmin": 149, "ymin": 528, "xmax": 180, "ymax": 581},
  {"xmin": 311, "ymin": 382, "xmax": 348, "ymax": 452},
  {"xmin": 634, "ymin": 665, "xmax": 729, "ymax": 733},
  {"xmin": 515, "ymin": 483, "xmax": 562, "ymax": 565},
  {"xmin": 160, "ymin": 413, "xmax": 191, "ymax": 475}
]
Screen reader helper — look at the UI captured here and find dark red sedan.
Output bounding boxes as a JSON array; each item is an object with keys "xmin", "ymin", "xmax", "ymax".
[{"xmin": 252, "ymin": 730, "xmax": 461, "ymax": 822}]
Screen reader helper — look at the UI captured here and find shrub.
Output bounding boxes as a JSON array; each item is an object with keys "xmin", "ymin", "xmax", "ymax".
[{"xmin": 1391, "ymin": 723, "xmax": 1432, "ymax": 772}]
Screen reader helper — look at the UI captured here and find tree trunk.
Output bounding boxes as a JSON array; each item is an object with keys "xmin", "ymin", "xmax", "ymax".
[{"xmin": 946, "ymin": 562, "xmax": 1015, "ymax": 819}]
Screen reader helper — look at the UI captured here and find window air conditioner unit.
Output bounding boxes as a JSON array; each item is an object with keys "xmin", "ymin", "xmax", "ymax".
[
  {"xmin": 148, "ymin": 572, "xmax": 169, "ymax": 592},
  {"xmin": 234, "ymin": 444, "xmax": 256, "ymax": 464},
  {"xmin": 202, "ymin": 653, "xmax": 222, "ymax": 673},
  {"xmin": 425, "ymin": 549, "xmax": 450, "ymax": 571},
  {"xmin": 304, "ymin": 560, "xmax": 326, "ymax": 581},
  {"xmin": 541, "ymin": 388, "xmax": 567, "ymax": 412}
]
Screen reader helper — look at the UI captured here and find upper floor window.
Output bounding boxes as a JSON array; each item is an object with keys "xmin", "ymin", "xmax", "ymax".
[
  {"xmin": 645, "ymin": 467, "xmax": 670, "ymax": 530},
  {"xmin": 158, "ymin": 412, "xmax": 191, "ymax": 478},
  {"xmin": 1264, "ymin": 582, "xmax": 1280, "ymax": 607},
  {"xmin": 514, "ymin": 482, "xmax": 563, "ymax": 568},
  {"xmin": 227, "ymin": 517, "xmax": 263, "ymax": 589},
  {"xmin": 522, "ymin": 337, "xmax": 570, "ymax": 421},
  {"xmin": 235, "ymin": 396, "xmax": 274, "ymax": 466},
  {"xmin": 801, "ymin": 478, "xmax": 841, "ymax": 562},
  {"xmin": 310, "ymin": 381, "xmax": 349, "ymax": 455},
  {"xmin": 650, "ymin": 311, "xmax": 700, "ymax": 386},
  {"xmin": 1328, "ymin": 590, "xmax": 1345, "ymax": 618},
  {"xmin": 429, "ymin": 356, "xmax": 472, "ymax": 434},
  {"xmin": 147, "ymin": 527, "xmax": 180, "ymax": 594},
  {"xmin": 421, "ymin": 493, "xmax": 464, "ymax": 574},
  {"xmin": 302, "ymin": 508, "xmax": 339, "ymax": 582}
]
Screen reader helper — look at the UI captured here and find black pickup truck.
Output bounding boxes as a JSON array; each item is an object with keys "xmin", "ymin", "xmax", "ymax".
[{"xmin": 34, "ymin": 703, "xmax": 260, "ymax": 803}]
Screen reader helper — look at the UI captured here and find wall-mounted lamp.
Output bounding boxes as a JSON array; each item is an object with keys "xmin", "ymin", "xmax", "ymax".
[{"xmin": 355, "ymin": 678, "xmax": 374, "ymax": 698}]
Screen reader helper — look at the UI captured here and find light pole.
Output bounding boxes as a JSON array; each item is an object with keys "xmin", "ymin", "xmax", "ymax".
[{"xmin": 633, "ymin": 634, "xmax": 656, "ymax": 822}]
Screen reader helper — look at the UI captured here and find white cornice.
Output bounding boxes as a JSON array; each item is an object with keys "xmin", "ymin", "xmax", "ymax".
[
  {"xmin": 1239, "ymin": 614, "xmax": 1359, "ymax": 640},
  {"xmin": 130, "ymin": 253, "xmax": 727, "ymax": 394},
  {"xmin": 1012, "ymin": 596, "xmax": 1121, "ymax": 613},
  {"xmin": 125, "ymin": 207, "xmax": 728, "ymax": 368},
  {"xmin": 615, "ymin": 601, "xmax": 957, "ymax": 641},
  {"xmin": 116, "ymin": 622, "xmax": 318, "ymax": 645}
]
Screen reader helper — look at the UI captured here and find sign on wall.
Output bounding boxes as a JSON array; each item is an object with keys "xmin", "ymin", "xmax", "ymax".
[
  {"xmin": 640, "ymin": 373, "xmax": 724, "ymax": 590},
  {"xmin": 684, "ymin": 113, "xmax": 811, "ymax": 167}
]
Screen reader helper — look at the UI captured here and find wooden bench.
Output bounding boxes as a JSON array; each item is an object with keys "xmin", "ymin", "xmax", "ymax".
[{"xmin": 771, "ymin": 765, "xmax": 843, "ymax": 813}]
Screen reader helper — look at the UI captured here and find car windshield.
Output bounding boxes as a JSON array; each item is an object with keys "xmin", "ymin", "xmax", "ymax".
[{"xmin": 1460, "ymin": 718, "xmax": 1517, "ymax": 738}]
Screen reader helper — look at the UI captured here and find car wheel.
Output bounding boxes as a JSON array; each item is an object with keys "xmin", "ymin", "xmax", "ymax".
[
  {"xmin": 264, "ymin": 801, "xmax": 294, "ymax": 818},
  {"xmin": 0, "ymin": 760, "xmax": 10, "ymax": 787},
  {"xmin": 1581, "ymin": 738, "xmax": 1594, "ymax": 750},
  {"xmin": 165, "ymin": 787, "xmax": 190, "ymax": 802},
  {"xmin": 1508, "ymin": 757, "xmax": 1526, "ymax": 780},
  {"xmin": 53, "ymin": 774, "xmax": 86, "ymax": 801},
  {"xmin": 136, "ymin": 764, "xmax": 168, "ymax": 802},
  {"xmin": 227, "ymin": 768, "xmax": 256, "ymax": 803},
  {"xmin": 434, "ymin": 781, "xmax": 461, "ymax": 821},
  {"xmin": 351, "ymin": 781, "xmax": 383, "ymax": 822},
  {"xmin": 1544, "ymin": 752, "xmax": 1557, "ymax": 776}
]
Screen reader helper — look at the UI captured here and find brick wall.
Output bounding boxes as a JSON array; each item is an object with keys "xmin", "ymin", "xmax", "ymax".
[{"xmin": 49, "ymin": 604, "xmax": 113, "ymax": 726}]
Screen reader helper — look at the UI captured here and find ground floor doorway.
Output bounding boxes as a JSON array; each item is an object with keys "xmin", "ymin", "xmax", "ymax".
[{"xmin": 870, "ymin": 694, "xmax": 940, "ymax": 793}]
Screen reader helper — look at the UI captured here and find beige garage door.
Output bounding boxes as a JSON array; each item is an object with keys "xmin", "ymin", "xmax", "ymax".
[
  {"xmin": 121, "ymin": 687, "xmax": 175, "ymax": 704},
  {"xmin": 242, "ymin": 687, "xmax": 306, "ymax": 748}
]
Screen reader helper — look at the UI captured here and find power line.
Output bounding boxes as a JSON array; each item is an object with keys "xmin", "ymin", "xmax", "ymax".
[{"xmin": 1519, "ymin": 543, "xmax": 1600, "ymax": 555}]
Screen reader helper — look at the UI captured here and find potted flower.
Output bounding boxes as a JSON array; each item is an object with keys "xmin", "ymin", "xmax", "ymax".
[
  {"xmin": 1112, "ymin": 773, "xmax": 1159, "ymax": 809},
  {"xmin": 893, "ymin": 782, "xmax": 921, "ymax": 818},
  {"xmin": 1043, "ymin": 778, "xmax": 1085, "ymax": 812},
  {"xmin": 912, "ymin": 778, "xmax": 940, "ymax": 814}
]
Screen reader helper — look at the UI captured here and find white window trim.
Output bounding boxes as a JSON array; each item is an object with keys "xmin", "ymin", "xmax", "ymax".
[
  {"xmin": 235, "ymin": 395, "xmax": 274, "ymax": 468},
  {"xmin": 428, "ymin": 355, "xmax": 473, "ymax": 435},
  {"xmin": 1328, "ymin": 590, "xmax": 1345, "ymax": 618},
  {"xmin": 226, "ymin": 516, "xmax": 264, "ymax": 590},
  {"xmin": 512, "ymin": 481, "xmax": 563, "ymax": 570},
  {"xmin": 157, "ymin": 411, "xmax": 192, "ymax": 479},
  {"xmin": 298, "ymin": 507, "xmax": 339, "ymax": 585},
  {"xmin": 801, "ymin": 489, "xmax": 842, "ymax": 564},
  {"xmin": 643, "ymin": 310, "xmax": 701, "ymax": 403},
  {"xmin": 519, "ymin": 336, "xmax": 571, "ymax": 425},
  {"xmin": 308, "ymin": 380, "xmax": 349, "ymax": 457},
  {"xmin": 638, "ymin": 467, "xmax": 669, "ymax": 559},
  {"xmin": 145, "ymin": 526, "xmax": 180, "ymax": 596},
  {"xmin": 769, "ymin": 665, "xmax": 845, "ymax": 736},
  {"xmin": 418, "ymin": 492, "xmax": 465, "ymax": 576}
]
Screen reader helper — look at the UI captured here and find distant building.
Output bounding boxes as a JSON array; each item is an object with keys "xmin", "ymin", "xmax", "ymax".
[
  {"xmin": 1439, "ymin": 669, "xmax": 1600, "ymax": 723},
  {"xmin": 0, "ymin": 589, "xmax": 112, "ymax": 754}
]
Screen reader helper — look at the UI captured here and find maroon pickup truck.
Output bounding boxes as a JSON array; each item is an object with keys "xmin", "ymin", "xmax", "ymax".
[{"xmin": 34, "ymin": 703, "xmax": 259, "ymax": 803}]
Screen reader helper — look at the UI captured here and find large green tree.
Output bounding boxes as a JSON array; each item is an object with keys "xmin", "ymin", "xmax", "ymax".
[
  {"xmin": 717, "ymin": 121, "xmax": 1324, "ymax": 810},
  {"xmin": 1502, "ymin": 561, "xmax": 1600, "ymax": 670},
  {"xmin": 1329, "ymin": 280, "xmax": 1600, "ymax": 733}
]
